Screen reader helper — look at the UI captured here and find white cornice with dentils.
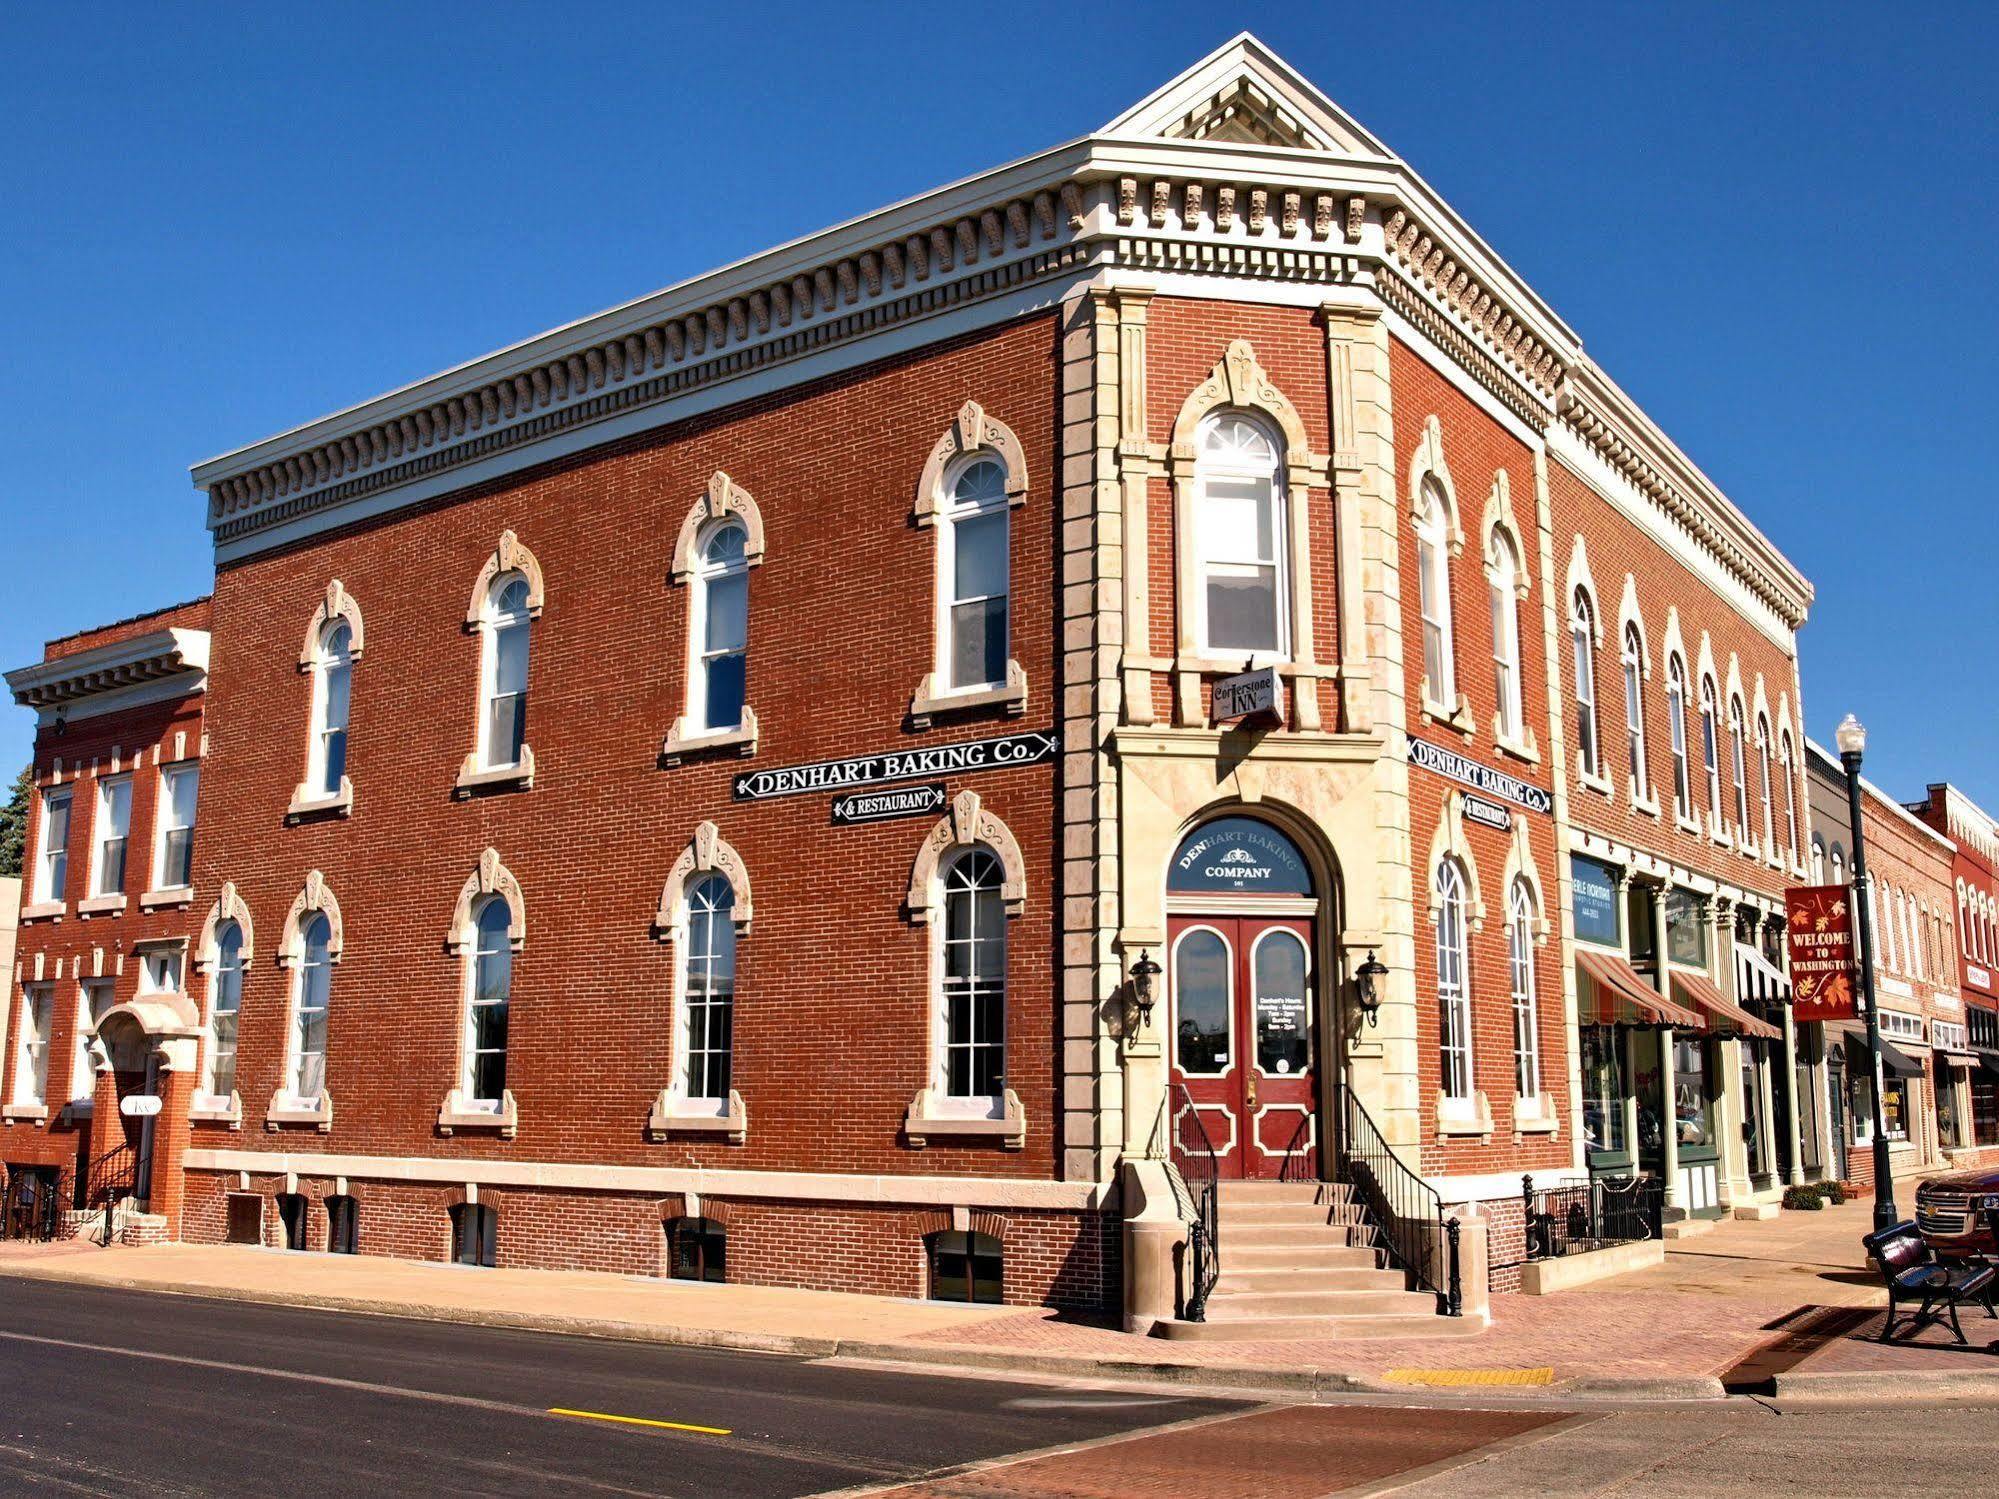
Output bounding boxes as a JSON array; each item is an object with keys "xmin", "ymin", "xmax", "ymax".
[
  {"xmin": 1806, "ymin": 738, "xmax": 1957, "ymax": 854},
  {"xmin": 5, "ymin": 628, "xmax": 210, "ymax": 725},
  {"xmin": 189, "ymin": 32, "xmax": 1811, "ymax": 632}
]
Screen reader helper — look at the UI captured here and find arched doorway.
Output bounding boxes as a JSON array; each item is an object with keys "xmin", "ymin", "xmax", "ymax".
[{"xmin": 1167, "ymin": 815, "xmax": 1325, "ymax": 1180}]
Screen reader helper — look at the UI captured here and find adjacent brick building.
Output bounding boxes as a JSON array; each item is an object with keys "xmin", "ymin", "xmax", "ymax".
[
  {"xmin": 1907, "ymin": 783, "xmax": 1999, "ymax": 1163},
  {"xmin": 5, "ymin": 37, "xmax": 1846, "ymax": 1329}
]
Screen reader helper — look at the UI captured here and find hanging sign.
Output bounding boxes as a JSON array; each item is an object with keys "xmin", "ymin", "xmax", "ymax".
[
  {"xmin": 1460, "ymin": 791, "xmax": 1513, "ymax": 832},
  {"xmin": 830, "ymin": 783, "xmax": 948, "ymax": 827},
  {"xmin": 120, "ymin": 1095, "xmax": 163, "ymax": 1118},
  {"xmin": 1788, "ymin": 884, "xmax": 1857, "ymax": 1022},
  {"xmin": 1213, "ymin": 666, "xmax": 1284, "ymax": 725},
  {"xmin": 1406, "ymin": 737, "xmax": 1552, "ymax": 815},
  {"xmin": 733, "ymin": 730, "xmax": 1056, "ymax": 804}
]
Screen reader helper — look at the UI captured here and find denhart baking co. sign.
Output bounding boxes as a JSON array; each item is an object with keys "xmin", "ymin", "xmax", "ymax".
[
  {"xmin": 1405, "ymin": 737, "xmax": 1552, "ymax": 816},
  {"xmin": 733, "ymin": 730, "xmax": 1057, "ymax": 803}
]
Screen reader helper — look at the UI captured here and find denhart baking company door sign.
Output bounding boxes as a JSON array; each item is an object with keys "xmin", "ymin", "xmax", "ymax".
[
  {"xmin": 733, "ymin": 730, "xmax": 1057, "ymax": 803},
  {"xmin": 1406, "ymin": 737, "xmax": 1553, "ymax": 816}
]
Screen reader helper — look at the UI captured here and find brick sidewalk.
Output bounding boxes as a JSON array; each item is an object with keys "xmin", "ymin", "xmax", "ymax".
[{"xmin": 3, "ymin": 1197, "xmax": 1990, "ymax": 1392}]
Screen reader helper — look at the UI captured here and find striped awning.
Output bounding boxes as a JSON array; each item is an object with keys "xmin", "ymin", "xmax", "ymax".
[
  {"xmin": 1671, "ymin": 970, "xmax": 1782, "ymax": 1041},
  {"xmin": 1576, "ymin": 948, "xmax": 1705, "ymax": 1030},
  {"xmin": 1735, "ymin": 942, "xmax": 1791, "ymax": 1007}
]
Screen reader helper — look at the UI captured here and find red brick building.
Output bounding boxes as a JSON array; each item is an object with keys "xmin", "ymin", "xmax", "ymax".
[
  {"xmin": 1907, "ymin": 783, "xmax": 1999, "ymax": 1162},
  {"xmin": 5, "ymin": 37, "xmax": 1828, "ymax": 1330}
]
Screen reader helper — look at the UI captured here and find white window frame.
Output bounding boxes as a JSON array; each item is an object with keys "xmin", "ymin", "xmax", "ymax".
[
  {"xmin": 676, "ymin": 873, "xmax": 737, "ymax": 1113},
  {"xmin": 1414, "ymin": 480, "xmax": 1456, "ymax": 709},
  {"xmin": 201, "ymin": 919, "xmax": 246, "ymax": 1108},
  {"xmin": 686, "ymin": 518, "xmax": 752, "ymax": 736},
  {"xmin": 1621, "ymin": 622, "xmax": 1649, "ymax": 803},
  {"xmin": 649, "ymin": 823, "xmax": 752, "ymax": 1142},
  {"xmin": 150, "ymin": 762, "xmax": 199, "ymax": 894},
  {"xmin": 284, "ymin": 913, "xmax": 335, "ymax": 1111},
  {"xmin": 1436, "ymin": 858, "xmax": 1474, "ymax": 1102},
  {"xmin": 1667, "ymin": 656, "xmax": 1693, "ymax": 823},
  {"xmin": 1700, "ymin": 678, "xmax": 1724, "ymax": 831},
  {"xmin": 1571, "ymin": 589, "xmax": 1602, "ymax": 783},
  {"xmin": 1754, "ymin": 715, "xmax": 1775, "ymax": 860},
  {"xmin": 937, "ymin": 846, "xmax": 1010, "ymax": 1111},
  {"xmin": 71, "ymin": 978, "xmax": 114, "ymax": 1106},
  {"xmin": 1194, "ymin": 412, "xmax": 1291, "ymax": 664},
  {"xmin": 937, "ymin": 455, "xmax": 1014, "ymax": 692},
  {"xmin": 137, "ymin": 947, "xmax": 183, "ymax": 997},
  {"xmin": 304, "ymin": 619, "xmax": 355, "ymax": 807},
  {"xmin": 477, "ymin": 573, "xmax": 533, "ymax": 772},
  {"xmin": 1508, "ymin": 878, "xmax": 1541, "ymax": 1101},
  {"xmin": 89, "ymin": 775, "xmax": 133, "ymax": 901},
  {"xmin": 1728, "ymin": 696, "xmax": 1751, "ymax": 845},
  {"xmin": 1780, "ymin": 732, "xmax": 1799, "ymax": 866},
  {"xmin": 460, "ymin": 896, "xmax": 513, "ymax": 1112},
  {"xmin": 31, "ymin": 787, "xmax": 71, "ymax": 907},
  {"xmin": 11, "ymin": 986, "xmax": 53, "ymax": 1109},
  {"xmin": 1488, "ymin": 531, "xmax": 1523, "ymax": 744}
]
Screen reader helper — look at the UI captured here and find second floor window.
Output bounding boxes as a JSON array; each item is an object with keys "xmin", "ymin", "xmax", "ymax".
[
  {"xmin": 1489, "ymin": 532, "xmax": 1522, "ymax": 740},
  {"xmin": 12, "ymin": 987, "xmax": 52, "ymax": 1107},
  {"xmin": 92, "ymin": 777, "xmax": 132, "ymax": 897},
  {"xmin": 691, "ymin": 521, "xmax": 750, "ymax": 730},
  {"xmin": 1700, "ymin": 679, "xmax": 1722, "ymax": 826},
  {"xmin": 206, "ymin": 920, "xmax": 244, "ymax": 1102},
  {"xmin": 1622, "ymin": 624, "xmax": 1648, "ymax": 799},
  {"xmin": 1571, "ymin": 590, "xmax": 1600, "ymax": 779},
  {"xmin": 942, "ymin": 458, "xmax": 1012, "ymax": 689},
  {"xmin": 33, "ymin": 788, "xmax": 69, "ymax": 904},
  {"xmin": 1780, "ymin": 733, "xmax": 1799, "ymax": 864},
  {"xmin": 1667, "ymin": 656, "xmax": 1692, "ymax": 819},
  {"xmin": 1729, "ymin": 696, "xmax": 1750, "ymax": 837},
  {"xmin": 1196, "ymin": 413, "xmax": 1287, "ymax": 658},
  {"xmin": 72, "ymin": 978, "xmax": 114, "ymax": 1104},
  {"xmin": 480, "ymin": 577, "xmax": 532, "ymax": 770},
  {"xmin": 153, "ymin": 764, "xmax": 199, "ymax": 891},
  {"xmin": 682, "ymin": 874, "xmax": 736, "ymax": 1103},
  {"xmin": 309, "ymin": 621, "xmax": 354, "ymax": 798},
  {"xmin": 1414, "ymin": 479, "xmax": 1454, "ymax": 701},
  {"xmin": 1756, "ymin": 715, "xmax": 1775, "ymax": 854}
]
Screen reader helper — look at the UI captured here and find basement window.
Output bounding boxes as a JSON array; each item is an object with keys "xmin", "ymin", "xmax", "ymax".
[
  {"xmin": 926, "ymin": 1230, "xmax": 1002, "ymax": 1305},
  {"xmin": 666, "ymin": 1216, "xmax": 726, "ymax": 1283},
  {"xmin": 275, "ymin": 1193, "xmax": 309, "ymax": 1251},
  {"xmin": 450, "ymin": 1202, "xmax": 497, "ymax": 1268},
  {"xmin": 326, "ymin": 1194, "xmax": 359, "ymax": 1255}
]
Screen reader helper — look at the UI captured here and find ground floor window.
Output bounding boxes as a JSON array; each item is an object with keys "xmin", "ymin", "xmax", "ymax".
[
  {"xmin": 275, "ymin": 1192, "xmax": 309, "ymax": 1251},
  {"xmin": 326, "ymin": 1194, "xmax": 359, "ymax": 1255},
  {"xmin": 1853, "ymin": 1073, "xmax": 1911, "ymax": 1144},
  {"xmin": 1671, "ymin": 1034, "xmax": 1712, "ymax": 1149},
  {"xmin": 1974, "ymin": 1073, "xmax": 1999, "ymax": 1146},
  {"xmin": 927, "ymin": 1230, "xmax": 1002, "ymax": 1304},
  {"xmin": 1581, "ymin": 1025, "xmax": 1626, "ymax": 1157},
  {"xmin": 666, "ymin": 1216, "xmax": 726, "ymax": 1283},
  {"xmin": 451, "ymin": 1202, "xmax": 497, "ymax": 1268}
]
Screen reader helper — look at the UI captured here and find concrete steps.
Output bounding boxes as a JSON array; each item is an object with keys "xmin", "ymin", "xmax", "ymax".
[{"xmin": 1158, "ymin": 1179, "xmax": 1469, "ymax": 1343}]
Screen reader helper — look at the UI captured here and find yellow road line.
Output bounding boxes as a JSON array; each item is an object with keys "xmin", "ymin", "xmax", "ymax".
[
  {"xmin": 1380, "ymin": 1367, "xmax": 1555, "ymax": 1388},
  {"xmin": 547, "ymin": 1406, "xmax": 733, "ymax": 1435}
]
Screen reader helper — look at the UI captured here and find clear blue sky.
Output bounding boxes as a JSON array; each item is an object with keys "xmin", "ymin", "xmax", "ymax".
[{"xmin": 4, "ymin": 4, "xmax": 1994, "ymax": 810}]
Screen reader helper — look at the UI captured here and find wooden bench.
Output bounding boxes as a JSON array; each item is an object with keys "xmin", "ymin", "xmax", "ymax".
[{"xmin": 1865, "ymin": 1219, "xmax": 1997, "ymax": 1346}]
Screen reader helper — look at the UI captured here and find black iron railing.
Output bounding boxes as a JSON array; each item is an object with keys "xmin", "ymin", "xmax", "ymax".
[
  {"xmin": 1522, "ymin": 1174, "xmax": 1663, "ymax": 1261},
  {"xmin": 83, "ymin": 1144, "xmax": 135, "ymax": 1247},
  {"xmin": 0, "ymin": 1169, "xmax": 63, "ymax": 1242},
  {"xmin": 1336, "ymin": 1083, "xmax": 1461, "ymax": 1316},
  {"xmin": 1167, "ymin": 1083, "xmax": 1221, "ymax": 1323}
]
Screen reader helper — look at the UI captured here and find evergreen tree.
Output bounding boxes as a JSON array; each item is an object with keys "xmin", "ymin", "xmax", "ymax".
[{"xmin": 0, "ymin": 764, "xmax": 28, "ymax": 878}]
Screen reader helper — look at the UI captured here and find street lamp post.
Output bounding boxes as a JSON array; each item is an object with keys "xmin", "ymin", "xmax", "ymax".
[{"xmin": 1836, "ymin": 713, "xmax": 1898, "ymax": 1232}]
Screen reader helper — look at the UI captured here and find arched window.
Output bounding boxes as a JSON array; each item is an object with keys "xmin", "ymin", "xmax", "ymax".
[
  {"xmin": 1571, "ymin": 589, "xmax": 1600, "ymax": 780},
  {"xmin": 203, "ymin": 920, "xmax": 245, "ymax": 1103},
  {"xmin": 1508, "ymin": 878, "xmax": 1540, "ymax": 1101},
  {"xmin": 1728, "ymin": 696, "xmax": 1750, "ymax": 839},
  {"xmin": 1414, "ymin": 478, "xmax": 1455, "ymax": 701},
  {"xmin": 478, "ymin": 576, "xmax": 532, "ymax": 772},
  {"xmin": 1812, "ymin": 835, "xmax": 1826, "ymax": 884},
  {"xmin": 1755, "ymin": 713, "xmax": 1775, "ymax": 854},
  {"xmin": 1489, "ymin": 531, "xmax": 1523, "ymax": 741},
  {"xmin": 689, "ymin": 520, "xmax": 750, "ymax": 733},
  {"xmin": 940, "ymin": 457, "xmax": 1012, "ymax": 690},
  {"xmin": 680, "ymin": 874, "xmax": 736, "ymax": 1105},
  {"xmin": 308, "ymin": 621, "xmax": 354, "ymax": 800},
  {"xmin": 1831, "ymin": 846, "xmax": 1846, "ymax": 885},
  {"xmin": 667, "ymin": 1215, "xmax": 726, "ymax": 1282},
  {"xmin": 1435, "ymin": 858, "xmax": 1473, "ymax": 1101},
  {"xmin": 942, "ymin": 849, "xmax": 1007, "ymax": 1101},
  {"xmin": 288, "ymin": 913, "xmax": 333, "ymax": 1106},
  {"xmin": 1779, "ymin": 732, "xmax": 1799, "ymax": 865},
  {"xmin": 1196, "ymin": 413, "xmax": 1287, "ymax": 657},
  {"xmin": 1621, "ymin": 622, "xmax": 1647, "ymax": 800},
  {"xmin": 927, "ymin": 1229, "xmax": 1003, "ymax": 1304},
  {"xmin": 1667, "ymin": 655, "xmax": 1692, "ymax": 820},
  {"xmin": 463, "ymin": 896, "xmax": 512, "ymax": 1108},
  {"xmin": 450, "ymin": 1202, "xmax": 497, "ymax": 1268},
  {"xmin": 1699, "ymin": 678, "xmax": 1722, "ymax": 827}
]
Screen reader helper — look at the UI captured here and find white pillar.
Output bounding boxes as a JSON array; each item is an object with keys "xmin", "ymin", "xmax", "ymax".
[{"xmin": 1658, "ymin": 1027, "xmax": 1680, "ymax": 1210}]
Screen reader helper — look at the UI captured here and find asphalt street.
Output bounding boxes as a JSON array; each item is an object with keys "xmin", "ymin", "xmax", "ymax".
[{"xmin": 0, "ymin": 1277, "xmax": 1236, "ymax": 1496}]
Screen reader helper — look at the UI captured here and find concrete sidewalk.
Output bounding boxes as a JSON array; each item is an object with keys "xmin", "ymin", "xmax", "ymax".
[{"xmin": 4, "ymin": 1199, "xmax": 1994, "ymax": 1400}]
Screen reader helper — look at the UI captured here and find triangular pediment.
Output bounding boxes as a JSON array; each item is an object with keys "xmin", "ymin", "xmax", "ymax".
[{"xmin": 1100, "ymin": 32, "xmax": 1396, "ymax": 160}]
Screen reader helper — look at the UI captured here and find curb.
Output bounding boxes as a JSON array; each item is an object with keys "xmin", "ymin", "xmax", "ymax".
[
  {"xmin": 1562, "ymin": 1375, "xmax": 1729, "ymax": 1402},
  {"xmin": 1772, "ymin": 1369, "xmax": 1999, "ymax": 1402}
]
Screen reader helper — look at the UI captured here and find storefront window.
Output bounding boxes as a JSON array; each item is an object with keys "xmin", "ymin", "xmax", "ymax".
[
  {"xmin": 1938, "ymin": 1079, "xmax": 1965, "ymax": 1150},
  {"xmin": 1627, "ymin": 886, "xmax": 1658, "ymax": 966},
  {"xmin": 1853, "ymin": 1073, "xmax": 1911, "ymax": 1144},
  {"xmin": 1974, "ymin": 1072, "xmax": 1999, "ymax": 1147},
  {"xmin": 1582, "ymin": 1026, "xmax": 1626, "ymax": 1155},
  {"xmin": 1665, "ymin": 889, "xmax": 1707, "ymax": 968},
  {"xmin": 1673, "ymin": 1034, "xmax": 1712, "ymax": 1149}
]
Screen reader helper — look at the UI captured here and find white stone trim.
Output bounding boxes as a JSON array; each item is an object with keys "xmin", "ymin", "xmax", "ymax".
[
  {"xmin": 297, "ymin": 579, "xmax": 365, "ymax": 668},
  {"xmin": 1424, "ymin": 791, "xmax": 1486, "ymax": 932},
  {"xmin": 649, "ymin": 1087, "xmax": 747, "ymax": 1145},
  {"xmin": 655, "ymin": 823, "xmax": 754, "ymax": 944},
  {"xmin": 183, "ymin": 1148, "xmax": 1113, "ymax": 1210},
  {"xmin": 904, "ymin": 791, "xmax": 1027, "ymax": 922},
  {"xmin": 445, "ymin": 848, "xmax": 527, "ymax": 955},
  {"xmin": 904, "ymin": 1087, "xmax": 1027, "ymax": 1150},
  {"xmin": 462, "ymin": 529, "xmax": 546, "ymax": 625},
  {"xmin": 669, "ymin": 471, "xmax": 767, "ymax": 581},
  {"xmin": 912, "ymin": 399, "xmax": 1030, "ymax": 527},
  {"xmin": 277, "ymin": 871, "xmax": 344, "ymax": 967}
]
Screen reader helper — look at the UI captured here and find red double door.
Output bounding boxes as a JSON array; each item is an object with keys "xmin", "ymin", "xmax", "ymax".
[{"xmin": 1167, "ymin": 913, "xmax": 1319, "ymax": 1179}]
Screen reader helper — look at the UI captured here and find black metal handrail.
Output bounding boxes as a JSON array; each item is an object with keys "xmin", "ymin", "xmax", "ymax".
[
  {"xmin": 83, "ymin": 1144, "xmax": 135, "ymax": 1247},
  {"xmin": 1522, "ymin": 1174, "xmax": 1663, "ymax": 1262},
  {"xmin": 1335, "ymin": 1083, "xmax": 1460, "ymax": 1316},
  {"xmin": 1166, "ymin": 1083, "xmax": 1221, "ymax": 1323}
]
